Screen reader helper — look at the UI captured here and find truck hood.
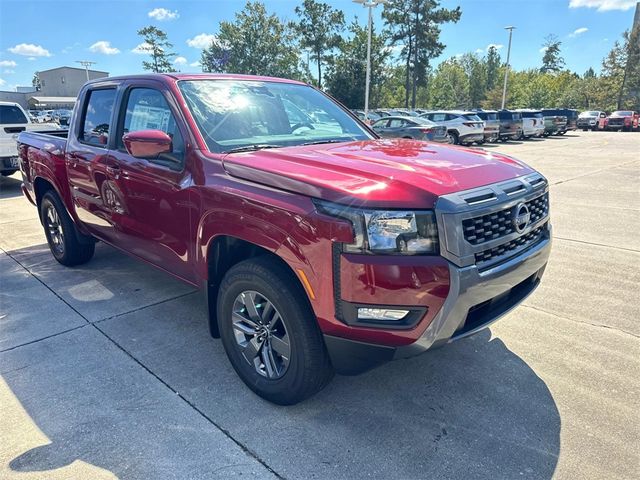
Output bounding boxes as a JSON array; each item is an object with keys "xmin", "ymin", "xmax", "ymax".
[{"xmin": 221, "ymin": 139, "xmax": 535, "ymax": 208}]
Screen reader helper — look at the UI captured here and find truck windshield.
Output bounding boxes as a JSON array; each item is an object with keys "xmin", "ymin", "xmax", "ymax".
[
  {"xmin": 178, "ymin": 79, "xmax": 373, "ymax": 153},
  {"xmin": 0, "ymin": 105, "xmax": 28, "ymax": 124}
]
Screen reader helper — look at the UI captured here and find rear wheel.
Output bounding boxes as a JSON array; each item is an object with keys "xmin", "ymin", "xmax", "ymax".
[
  {"xmin": 217, "ymin": 256, "xmax": 334, "ymax": 405},
  {"xmin": 40, "ymin": 191, "xmax": 95, "ymax": 266},
  {"xmin": 447, "ymin": 131, "xmax": 459, "ymax": 145}
]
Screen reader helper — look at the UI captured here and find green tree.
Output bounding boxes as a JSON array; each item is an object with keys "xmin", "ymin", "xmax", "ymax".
[
  {"xmin": 137, "ymin": 26, "xmax": 177, "ymax": 73},
  {"xmin": 325, "ymin": 21, "xmax": 390, "ymax": 109},
  {"xmin": 428, "ymin": 58, "xmax": 470, "ymax": 109},
  {"xmin": 485, "ymin": 45, "xmax": 501, "ymax": 91},
  {"xmin": 540, "ymin": 34, "xmax": 565, "ymax": 73},
  {"xmin": 460, "ymin": 53, "xmax": 487, "ymax": 107},
  {"xmin": 600, "ymin": 34, "xmax": 628, "ymax": 110},
  {"xmin": 619, "ymin": 28, "xmax": 640, "ymax": 110},
  {"xmin": 295, "ymin": 0, "xmax": 345, "ymax": 88},
  {"xmin": 383, "ymin": 0, "xmax": 461, "ymax": 109},
  {"xmin": 201, "ymin": 1, "xmax": 300, "ymax": 79}
]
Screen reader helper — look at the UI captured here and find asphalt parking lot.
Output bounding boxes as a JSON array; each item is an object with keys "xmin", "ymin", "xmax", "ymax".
[{"xmin": 1, "ymin": 131, "xmax": 639, "ymax": 479}]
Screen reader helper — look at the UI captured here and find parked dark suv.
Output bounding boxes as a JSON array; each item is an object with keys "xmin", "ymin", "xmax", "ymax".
[
  {"xmin": 473, "ymin": 109, "xmax": 500, "ymax": 143},
  {"xmin": 497, "ymin": 110, "xmax": 523, "ymax": 142}
]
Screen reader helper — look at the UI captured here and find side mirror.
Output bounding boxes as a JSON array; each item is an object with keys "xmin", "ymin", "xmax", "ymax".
[{"xmin": 123, "ymin": 130, "xmax": 172, "ymax": 159}]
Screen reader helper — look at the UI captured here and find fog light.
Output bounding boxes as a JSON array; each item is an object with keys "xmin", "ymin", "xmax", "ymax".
[{"xmin": 357, "ymin": 308, "xmax": 409, "ymax": 321}]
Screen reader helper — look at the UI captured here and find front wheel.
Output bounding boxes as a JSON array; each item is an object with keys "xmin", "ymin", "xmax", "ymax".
[
  {"xmin": 217, "ymin": 256, "xmax": 334, "ymax": 405},
  {"xmin": 40, "ymin": 191, "xmax": 95, "ymax": 266}
]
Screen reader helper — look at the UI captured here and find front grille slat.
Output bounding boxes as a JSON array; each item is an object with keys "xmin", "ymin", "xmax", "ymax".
[
  {"xmin": 462, "ymin": 193, "xmax": 548, "ymax": 246},
  {"xmin": 461, "ymin": 192, "xmax": 549, "ymax": 266},
  {"xmin": 475, "ymin": 224, "xmax": 546, "ymax": 265}
]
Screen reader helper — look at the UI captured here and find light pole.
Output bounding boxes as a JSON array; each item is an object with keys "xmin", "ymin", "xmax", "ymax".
[
  {"xmin": 354, "ymin": 0, "xmax": 386, "ymax": 121},
  {"xmin": 501, "ymin": 26, "xmax": 515, "ymax": 110},
  {"xmin": 76, "ymin": 60, "xmax": 96, "ymax": 82}
]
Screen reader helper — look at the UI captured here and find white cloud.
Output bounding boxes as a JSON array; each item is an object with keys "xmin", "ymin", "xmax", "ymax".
[
  {"xmin": 486, "ymin": 43, "xmax": 504, "ymax": 51},
  {"xmin": 148, "ymin": 8, "xmax": 179, "ymax": 21},
  {"xmin": 569, "ymin": 27, "xmax": 589, "ymax": 37},
  {"xmin": 89, "ymin": 41, "xmax": 120, "ymax": 55},
  {"xmin": 3, "ymin": 69, "xmax": 16, "ymax": 74},
  {"xmin": 27, "ymin": 57, "xmax": 36, "ymax": 61},
  {"xmin": 132, "ymin": 42, "xmax": 153, "ymax": 54},
  {"xmin": 186, "ymin": 33, "xmax": 217, "ymax": 49},
  {"xmin": 569, "ymin": 0, "xmax": 635, "ymax": 11},
  {"xmin": 540, "ymin": 46, "xmax": 549, "ymax": 54},
  {"xmin": 173, "ymin": 56, "xmax": 187, "ymax": 65},
  {"xmin": 475, "ymin": 48, "xmax": 484, "ymax": 54},
  {"xmin": 0, "ymin": 60, "xmax": 17, "ymax": 67},
  {"xmin": 0, "ymin": 78, "xmax": 6, "ymax": 87},
  {"xmin": 8, "ymin": 43, "xmax": 51, "ymax": 57},
  {"xmin": 189, "ymin": 61, "xmax": 201, "ymax": 67}
]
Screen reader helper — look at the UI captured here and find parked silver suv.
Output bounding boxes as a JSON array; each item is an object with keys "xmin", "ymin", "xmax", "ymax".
[{"xmin": 420, "ymin": 111, "xmax": 484, "ymax": 145}]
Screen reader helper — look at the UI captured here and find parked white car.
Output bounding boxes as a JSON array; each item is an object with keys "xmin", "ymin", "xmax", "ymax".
[
  {"xmin": 515, "ymin": 109, "xmax": 545, "ymax": 139},
  {"xmin": 0, "ymin": 102, "xmax": 57, "ymax": 176},
  {"xmin": 420, "ymin": 110, "xmax": 485, "ymax": 145}
]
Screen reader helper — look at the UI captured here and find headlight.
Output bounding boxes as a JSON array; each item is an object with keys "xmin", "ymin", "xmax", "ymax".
[{"xmin": 314, "ymin": 199, "xmax": 438, "ymax": 254}]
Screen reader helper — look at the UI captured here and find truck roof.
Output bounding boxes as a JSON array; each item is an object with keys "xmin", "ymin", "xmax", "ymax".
[{"xmin": 85, "ymin": 73, "xmax": 308, "ymax": 87}]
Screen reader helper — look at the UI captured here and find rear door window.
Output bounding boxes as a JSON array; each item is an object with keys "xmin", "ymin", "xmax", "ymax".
[
  {"xmin": 80, "ymin": 89, "xmax": 116, "ymax": 147},
  {"xmin": 0, "ymin": 105, "xmax": 28, "ymax": 124},
  {"xmin": 372, "ymin": 119, "xmax": 389, "ymax": 129},
  {"xmin": 431, "ymin": 113, "xmax": 446, "ymax": 122},
  {"xmin": 388, "ymin": 118, "xmax": 406, "ymax": 128}
]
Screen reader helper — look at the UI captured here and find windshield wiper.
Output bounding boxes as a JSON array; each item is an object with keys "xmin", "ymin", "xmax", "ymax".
[
  {"xmin": 223, "ymin": 144, "xmax": 281, "ymax": 154},
  {"xmin": 300, "ymin": 139, "xmax": 352, "ymax": 146}
]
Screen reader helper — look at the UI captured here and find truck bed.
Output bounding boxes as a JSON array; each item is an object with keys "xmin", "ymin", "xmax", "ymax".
[{"xmin": 18, "ymin": 129, "xmax": 68, "ymax": 154}]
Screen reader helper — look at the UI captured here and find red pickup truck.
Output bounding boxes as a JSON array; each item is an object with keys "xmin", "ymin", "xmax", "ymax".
[
  {"xmin": 603, "ymin": 110, "xmax": 639, "ymax": 132},
  {"xmin": 17, "ymin": 74, "xmax": 551, "ymax": 404}
]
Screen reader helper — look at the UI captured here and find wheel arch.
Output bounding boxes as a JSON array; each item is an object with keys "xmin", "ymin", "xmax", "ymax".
[{"xmin": 204, "ymin": 234, "xmax": 314, "ymax": 339}]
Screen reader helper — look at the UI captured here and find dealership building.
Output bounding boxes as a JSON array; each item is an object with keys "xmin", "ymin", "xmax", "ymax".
[{"xmin": 0, "ymin": 66, "xmax": 109, "ymax": 110}]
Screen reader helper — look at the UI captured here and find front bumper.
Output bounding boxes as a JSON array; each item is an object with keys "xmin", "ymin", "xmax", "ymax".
[
  {"xmin": 325, "ymin": 233, "xmax": 550, "ymax": 373},
  {"xmin": 396, "ymin": 230, "xmax": 550, "ymax": 357},
  {"xmin": 324, "ymin": 174, "xmax": 551, "ymax": 374},
  {"xmin": 459, "ymin": 133, "xmax": 484, "ymax": 143}
]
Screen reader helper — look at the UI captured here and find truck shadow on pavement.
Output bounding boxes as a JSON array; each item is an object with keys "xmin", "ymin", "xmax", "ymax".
[
  {"xmin": 4, "ymin": 244, "xmax": 561, "ymax": 479},
  {"xmin": 0, "ymin": 174, "xmax": 24, "ymax": 200}
]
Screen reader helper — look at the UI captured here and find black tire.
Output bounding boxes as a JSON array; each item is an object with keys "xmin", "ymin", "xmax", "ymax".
[
  {"xmin": 40, "ymin": 191, "xmax": 95, "ymax": 266},
  {"xmin": 217, "ymin": 256, "xmax": 334, "ymax": 405},
  {"xmin": 447, "ymin": 131, "xmax": 459, "ymax": 145}
]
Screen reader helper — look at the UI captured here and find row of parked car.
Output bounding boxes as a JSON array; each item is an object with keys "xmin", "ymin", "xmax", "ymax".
[
  {"xmin": 27, "ymin": 109, "xmax": 73, "ymax": 127},
  {"xmin": 352, "ymin": 108, "xmax": 639, "ymax": 145}
]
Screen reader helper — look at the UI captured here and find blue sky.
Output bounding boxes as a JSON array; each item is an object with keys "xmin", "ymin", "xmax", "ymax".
[{"xmin": 0, "ymin": 0, "xmax": 637, "ymax": 91}]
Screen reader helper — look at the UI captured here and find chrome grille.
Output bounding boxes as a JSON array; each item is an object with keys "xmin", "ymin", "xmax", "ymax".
[
  {"xmin": 463, "ymin": 193, "xmax": 548, "ymax": 245},
  {"xmin": 475, "ymin": 224, "xmax": 546, "ymax": 264}
]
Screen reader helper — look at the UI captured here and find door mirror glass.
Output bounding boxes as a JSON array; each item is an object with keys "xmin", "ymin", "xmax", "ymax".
[{"xmin": 123, "ymin": 130, "xmax": 172, "ymax": 159}]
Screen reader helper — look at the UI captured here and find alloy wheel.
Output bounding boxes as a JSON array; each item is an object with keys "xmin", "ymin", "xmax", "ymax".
[
  {"xmin": 45, "ymin": 204, "xmax": 64, "ymax": 255},
  {"xmin": 231, "ymin": 290, "xmax": 291, "ymax": 379}
]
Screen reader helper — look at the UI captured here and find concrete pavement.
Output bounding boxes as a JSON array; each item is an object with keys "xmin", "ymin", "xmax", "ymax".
[{"xmin": 1, "ymin": 131, "xmax": 639, "ymax": 479}]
